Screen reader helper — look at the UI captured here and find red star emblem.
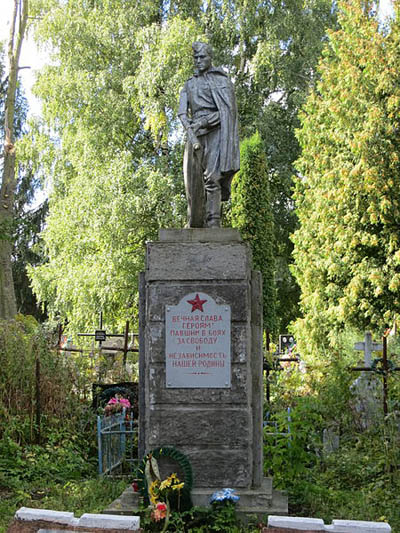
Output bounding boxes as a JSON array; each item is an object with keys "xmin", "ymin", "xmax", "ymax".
[{"xmin": 187, "ymin": 293, "xmax": 207, "ymax": 312}]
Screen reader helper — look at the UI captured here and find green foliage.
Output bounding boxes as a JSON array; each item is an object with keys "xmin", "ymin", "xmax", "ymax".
[
  {"xmin": 263, "ymin": 329, "xmax": 400, "ymax": 531},
  {"xmin": 0, "ymin": 315, "xmax": 79, "ymax": 438},
  {"xmin": 287, "ymin": 429, "xmax": 400, "ymax": 528},
  {"xmin": 24, "ymin": 0, "xmax": 336, "ymax": 333},
  {"xmin": 0, "ymin": 477, "xmax": 126, "ymax": 533},
  {"xmin": 0, "ymin": 41, "xmax": 44, "ymax": 318},
  {"xmin": 292, "ymin": 0, "xmax": 400, "ymax": 355},
  {"xmin": 231, "ymin": 132, "xmax": 277, "ymax": 333},
  {"xmin": 264, "ymin": 397, "xmax": 323, "ymax": 486},
  {"xmin": 139, "ymin": 502, "xmax": 258, "ymax": 532},
  {"xmin": 134, "ymin": 17, "xmax": 205, "ymax": 141},
  {"xmin": 0, "ymin": 314, "xmax": 126, "ymax": 533},
  {"xmin": 0, "ymin": 427, "xmax": 96, "ymax": 485}
]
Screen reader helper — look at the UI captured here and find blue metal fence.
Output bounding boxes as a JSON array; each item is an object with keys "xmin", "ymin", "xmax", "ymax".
[{"xmin": 97, "ymin": 409, "xmax": 138, "ymax": 475}]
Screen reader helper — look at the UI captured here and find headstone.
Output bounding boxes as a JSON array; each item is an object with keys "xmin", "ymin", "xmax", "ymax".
[
  {"xmin": 351, "ymin": 332, "xmax": 383, "ymax": 430},
  {"xmin": 350, "ymin": 374, "xmax": 382, "ymax": 430},
  {"xmin": 138, "ymin": 228, "xmax": 287, "ymax": 515},
  {"xmin": 322, "ymin": 428, "xmax": 340, "ymax": 455},
  {"xmin": 279, "ymin": 334, "xmax": 296, "ymax": 353}
]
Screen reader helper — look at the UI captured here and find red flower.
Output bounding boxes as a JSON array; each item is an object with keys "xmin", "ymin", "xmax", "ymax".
[{"xmin": 151, "ymin": 501, "xmax": 168, "ymax": 521}]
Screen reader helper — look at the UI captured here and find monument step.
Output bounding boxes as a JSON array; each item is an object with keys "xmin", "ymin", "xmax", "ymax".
[
  {"xmin": 102, "ymin": 486, "xmax": 141, "ymax": 516},
  {"xmin": 235, "ymin": 490, "xmax": 289, "ymax": 523},
  {"xmin": 191, "ymin": 477, "xmax": 273, "ymax": 508},
  {"xmin": 103, "ymin": 479, "xmax": 287, "ymax": 521}
]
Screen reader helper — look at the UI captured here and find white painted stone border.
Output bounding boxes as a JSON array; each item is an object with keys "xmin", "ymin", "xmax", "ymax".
[
  {"xmin": 79, "ymin": 513, "xmax": 140, "ymax": 529},
  {"xmin": 15, "ymin": 508, "xmax": 76, "ymax": 525},
  {"xmin": 15, "ymin": 507, "xmax": 140, "ymax": 530},
  {"xmin": 268, "ymin": 515, "xmax": 391, "ymax": 533}
]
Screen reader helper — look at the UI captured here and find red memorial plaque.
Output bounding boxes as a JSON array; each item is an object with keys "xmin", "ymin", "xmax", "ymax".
[{"xmin": 165, "ymin": 292, "xmax": 231, "ymax": 388}]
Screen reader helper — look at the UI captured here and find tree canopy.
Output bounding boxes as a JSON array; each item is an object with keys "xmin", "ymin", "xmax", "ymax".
[
  {"xmin": 292, "ymin": 0, "xmax": 400, "ymax": 354},
  {"xmin": 27, "ymin": 0, "xmax": 336, "ymax": 333}
]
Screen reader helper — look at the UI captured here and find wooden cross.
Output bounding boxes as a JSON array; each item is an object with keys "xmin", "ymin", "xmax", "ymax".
[
  {"xmin": 351, "ymin": 332, "xmax": 400, "ymax": 416},
  {"xmin": 58, "ymin": 312, "xmax": 138, "ymax": 367}
]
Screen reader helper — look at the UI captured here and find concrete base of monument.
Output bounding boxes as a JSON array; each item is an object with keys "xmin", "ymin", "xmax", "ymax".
[
  {"xmin": 103, "ymin": 478, "xmax": 288, "ymax": 521},
  {"xmin": 102, "ymin": 486, "xmax": 141, "ymax": 516},
  {"xmin": 191, "ymin": 478, "xmax": 288, "ymax": 521}
]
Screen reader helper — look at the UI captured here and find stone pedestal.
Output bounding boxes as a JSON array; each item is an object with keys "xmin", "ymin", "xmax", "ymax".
[{"xmin": 137, "ymin": 228, "xmax": 287, "ymax": 515}]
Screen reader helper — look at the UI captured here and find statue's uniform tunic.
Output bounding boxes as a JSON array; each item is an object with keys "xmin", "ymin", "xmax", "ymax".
[{"xmin": 179, "ymin": 67, "xmax": 240, "ymax": 227}]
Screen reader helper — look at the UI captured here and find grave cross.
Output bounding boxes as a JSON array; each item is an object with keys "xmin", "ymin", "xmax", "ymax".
[
  {"xmin": 353, "ymin": 332, "xmax": 382, "ymax": 368},
  {"xmin": 264, "ymin": 351, "xmax": 300, "ymax": 404},
  {"xmin": 58, "ymin": 312, "xmax": 138, "ymax": 367},
  {"xmin": 351, "ymin": 332, "xmax": 400, "ymax": 416}
]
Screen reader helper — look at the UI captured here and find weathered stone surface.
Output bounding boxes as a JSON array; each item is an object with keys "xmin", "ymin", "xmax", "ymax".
[
  {"xmin": 159, "ymin": 228, "xmax": 242, "ymax": 243},
  {"xmin": 146, "ymin": 242, "xmax": 250, "ymax": 280},
  {"xmin": 251, "ymin": 270, "xmax": 263, "ymax": 488},
  {"xmin": 10, "ymin": 509, "xmax": 140, "ymax": 533},
  {"xmin": 8, "ymin": 520, "xmax": 137, "ymax": 533},
  {"xmin": 192, "ymin": 479, "xmax": 273, "ymax": 508},
  {"xmin": 139, "ymin": 233, "xmax": 280, "ymax": 502},
  {"xmin": 148, "ymin": 362, "xmax": 248, "ymax": 404},
  {"xmin": 267, "ymin": 516, "xmax": 390, "ymax": 532},
  {"xmin": 146, "ymin": 322, "xmax": 249, "ymax": 364},
  {"xmin": 183, "ymin": 447, "xmax": 252, "ymax": 487},
  {"xmin": 102, "ymin": 486, "xmax": 141, "ymax": 516},
  {"xmin": 147, "ymin": 407, "xmax": 251, "ymax": 447},
  {"xmin": 146, "ymin": 282, "xmax": 249, "ymax": 322}
]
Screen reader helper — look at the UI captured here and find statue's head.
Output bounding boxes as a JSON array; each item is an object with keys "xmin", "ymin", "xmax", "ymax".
[{"xmin": 192, "ymin": 41, "xmax": 212, "ymax": 74}]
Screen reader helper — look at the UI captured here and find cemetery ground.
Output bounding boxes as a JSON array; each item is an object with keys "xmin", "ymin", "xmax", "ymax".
[{"xmin": 1, "ymin": 317, "xmax": 400, "ymax": 532}]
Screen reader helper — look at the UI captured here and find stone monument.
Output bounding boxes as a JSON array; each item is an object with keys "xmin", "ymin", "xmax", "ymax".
[
  {"xmin": 133, "ymin": 42, "xmax": 286, "ymax": 519},
  {"xmin": 138, "ymin": 229, "xmax": 287, "ymax": 516}
]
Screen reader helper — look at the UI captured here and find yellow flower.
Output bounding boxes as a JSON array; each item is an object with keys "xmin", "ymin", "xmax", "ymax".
[
  {"xmin": 172, "ymin": 482, "xmax": 184, "ymax": 491},
  {"xmin": 160, "ymin": 479, "xmax": 171, "ymax": 490},
  {"xmin": 149, "ymin": 480, "xmax": 160, "ymax": 504}
]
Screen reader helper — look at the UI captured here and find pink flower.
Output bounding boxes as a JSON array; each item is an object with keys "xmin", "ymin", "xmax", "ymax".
[
  {"xmin": 151, "ymin": 502, "xmax": 167, "ymax": 521},
  {"xmin": 107, "ymin": 396, "xmax": 131, "ymax": 408},
  {"xmin": 119, "ymin": 398, "xmax": 131, "ymax": 408},
  {"xmin": 107, "ymin": 397, "xmax": 119, "ymax": 405}
]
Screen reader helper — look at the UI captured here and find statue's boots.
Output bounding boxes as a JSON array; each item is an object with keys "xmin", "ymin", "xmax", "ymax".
[{"xmin": 205, "ymin": 188, "xmax": 221, "ymax": 228}]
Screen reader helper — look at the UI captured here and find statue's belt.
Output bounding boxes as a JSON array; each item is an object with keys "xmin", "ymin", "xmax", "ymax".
[{"xmin": 195, "ymin": 124, "xmax": 220, "ymax": 137}]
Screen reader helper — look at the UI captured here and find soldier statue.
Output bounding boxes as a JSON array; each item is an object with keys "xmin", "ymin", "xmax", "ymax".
[{"xmin": 178, "ymin": 42, "xmax": 240, "ymax": 228}]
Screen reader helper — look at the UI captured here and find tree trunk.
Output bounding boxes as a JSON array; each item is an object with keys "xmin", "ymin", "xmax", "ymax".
[{"xmin": 0, "ymin": 0, "xmax": 28, "ymax": 319}]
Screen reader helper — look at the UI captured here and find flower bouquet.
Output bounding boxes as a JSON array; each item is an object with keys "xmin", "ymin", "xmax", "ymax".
[{"xmin": 104, "ymin": 395, "xmax": 131, "ymax": 416}]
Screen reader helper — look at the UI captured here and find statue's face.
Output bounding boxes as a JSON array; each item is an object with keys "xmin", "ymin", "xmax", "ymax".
[{"xmin": 193, "ymin": 50, "xmax": 212, "ymax": 74}]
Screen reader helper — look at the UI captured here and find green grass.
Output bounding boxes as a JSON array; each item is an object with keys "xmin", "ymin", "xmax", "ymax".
[
  {"xmin": 277, "ymin": 431, "xmax": 400, "ymax": 532},
  {"xmin": 0, "ymin": 478, "xmax": 127, "ymax": 533}
]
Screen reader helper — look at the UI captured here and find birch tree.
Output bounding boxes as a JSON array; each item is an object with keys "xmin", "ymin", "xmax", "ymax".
[{"xmin": 0, "ymin": 0, "xmax": 28, "ymax": 319}]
